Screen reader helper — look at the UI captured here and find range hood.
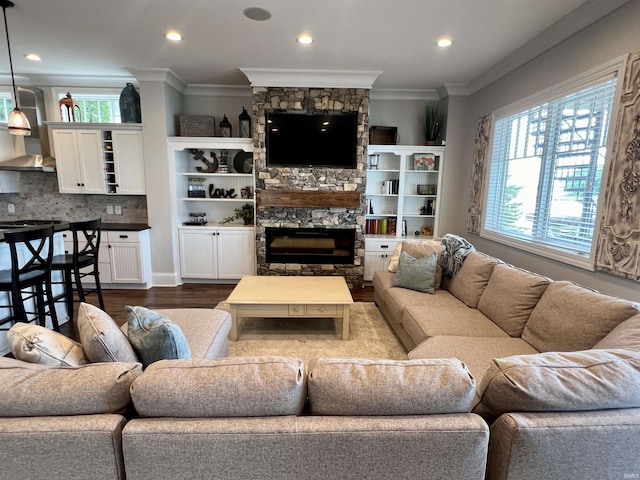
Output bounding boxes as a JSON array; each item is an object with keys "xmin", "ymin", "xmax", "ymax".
[{"xmin": 0, "ymin": 87, "xmax": 56, "ymax": 172}]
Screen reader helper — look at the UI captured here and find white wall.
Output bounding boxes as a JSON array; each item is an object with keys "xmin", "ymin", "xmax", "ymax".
[{"xmin": 445, "ymin": 0, "xmax": 640, "ymax": 301}]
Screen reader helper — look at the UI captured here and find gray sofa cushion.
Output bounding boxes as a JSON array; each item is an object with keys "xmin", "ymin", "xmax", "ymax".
[
  {"xmin": 593, "ymin": 314, "xmax": 640, "ymax": 351},
  {"xmin": 77, "ymin": 302, "xmax": 139, "ymax": 363},
  {"xmin": 446, "ymin": 252, "xmax": 501, "ymax": 308},
  {"xmin": 473, "ymin": 349, "xmax": 640, "ymax": 421},
  {"xmin": 409, "ymin": 335, "xmax": 539, "ymax": 382},
  {"xmin": 521, "ymin": 281, "xmax": 640, "ymax": 352},
  {"xmin": 0, "ymin": 357, "xmax": 141, "ymax": 416},
  {"xmin": 130, "ymin": 356, "xmax": 306, "ymax": 417},
  {"xmin": 477, "ymin": 264, "xmax": 550, "ymax": 337},
  {"xmin": 382, "ymin": 285, "xmax": 464, "ymax": 325},
  {"xmin": 401, "ymin": 306, "xmax": 508, "ymax": 346},
  {"xmin": 308, "ymin": 357, "xmax": 476, "ymax": 415},
  {"xmin": 8, "ymin": 322, "xmax": 89, "ymax": 366}
]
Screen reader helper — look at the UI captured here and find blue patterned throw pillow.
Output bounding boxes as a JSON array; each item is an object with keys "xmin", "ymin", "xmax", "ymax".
[
  {"xmin": 392, "ymin": 250, "xmax": 438, "ymax": 294},
  {"xmin": 126, "ymin": 306, "xmax": 191, "ymax": 368}
]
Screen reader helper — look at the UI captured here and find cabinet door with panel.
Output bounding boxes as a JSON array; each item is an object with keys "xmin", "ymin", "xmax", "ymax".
[
  {"xmin": 364, "ymin": 238, "xmax": 400, "ymax": 281},
  {"xmin": 217, "ymin": 228, "xmax": 255, "ymax": 279},
  {"xmin": 179, "ymin": 228, "xmax": 217, "ymax": 278},
  {"xmin": 112, "ymin": 130, "xmax": 146, "ymax": 194},
  {"xmin": 52, "ymin": 129, "xmax": 106, "ymax": 194}
]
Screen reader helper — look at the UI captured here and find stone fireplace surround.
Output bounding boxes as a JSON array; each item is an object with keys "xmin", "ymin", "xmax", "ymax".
[{"xmin": 252, "ymin": 86, "xmax": 370, "ymax": 288}]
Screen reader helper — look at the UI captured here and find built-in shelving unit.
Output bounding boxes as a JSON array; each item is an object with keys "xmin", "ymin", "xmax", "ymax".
[{"xmin": 365, "ymin": 144, "xmax": 445, "ymax": 239}]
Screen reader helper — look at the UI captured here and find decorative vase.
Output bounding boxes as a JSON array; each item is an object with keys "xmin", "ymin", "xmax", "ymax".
[{"xmin": 119, "ymin": 83, "xmax": 142, "ymax": 123}]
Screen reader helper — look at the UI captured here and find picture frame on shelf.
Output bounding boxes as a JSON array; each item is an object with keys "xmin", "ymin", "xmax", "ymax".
[{"xmin": 414, "ymin": 154, "xmax": 437, "ymax": 171}]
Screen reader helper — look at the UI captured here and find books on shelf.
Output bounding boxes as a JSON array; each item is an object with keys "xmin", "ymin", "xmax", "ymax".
[
  {"xmin": 381, "ymin": 179, "xmax": 399, "ymax": 194},
  {"xmin": 365, "ymin": 217, "xmax": 397, "ymax": 235}
]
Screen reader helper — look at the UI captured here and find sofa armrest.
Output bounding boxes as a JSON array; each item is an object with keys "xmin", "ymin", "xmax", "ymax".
[{"xmin": 487, "ymin": 409, "xmax": 640, "ymax": 480}]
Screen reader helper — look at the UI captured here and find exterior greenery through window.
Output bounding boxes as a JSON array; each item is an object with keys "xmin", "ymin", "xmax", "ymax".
[
  {"xmin": 484, "ymin": 75, "xmax": 618, "ymax": 265},
  {"xmin": 0, "ymin": 93, "xmax": 13, "ymax": 123},
  {"xmin": 57, "ymin": 93, "xmax": 121, "ymax": 123}
]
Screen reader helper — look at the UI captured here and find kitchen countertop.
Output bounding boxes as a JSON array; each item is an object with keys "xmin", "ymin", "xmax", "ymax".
[{"xmin": 0, "ymin": 221, "xmax": 150, "ymax": 242}]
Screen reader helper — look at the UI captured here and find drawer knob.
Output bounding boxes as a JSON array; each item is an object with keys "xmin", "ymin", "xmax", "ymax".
[
  {"xmin": 319, "ymin": 307, "xmax": 324, "ymax": 312},
  {"xmin": 292, "ymin": 307, "xmax": 299, "ymax": 312}
]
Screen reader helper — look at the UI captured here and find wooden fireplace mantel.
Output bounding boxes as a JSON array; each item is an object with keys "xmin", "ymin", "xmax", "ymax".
[{"xmin": 257, "ymin": 189, "xmax": 361, "ymax": 208}]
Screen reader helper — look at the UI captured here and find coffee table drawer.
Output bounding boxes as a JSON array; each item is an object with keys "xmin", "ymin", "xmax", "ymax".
[
  {"xmin": 287, "ymin": 304, "xmax": 338, "ymax": 316},
  {"xmin": 306, "ymin": 304, "xmax": 337, "ymax": 316}
]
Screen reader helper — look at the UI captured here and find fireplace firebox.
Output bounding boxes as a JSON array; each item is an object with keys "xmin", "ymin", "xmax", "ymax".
[{"xmin": 265, "ymin": 227, "xmax": 355, "ymax": 265}]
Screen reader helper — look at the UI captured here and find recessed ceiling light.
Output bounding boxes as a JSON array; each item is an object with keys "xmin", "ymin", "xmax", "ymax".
[
  {"xmin": 164, "ymin": 30, "xmax": 182, "ymax": 42},
  {"xmin": 297, "ymin": 34, "xmax": 313, "ymax": 45},
  {"xmin": 25, "ymin": 53, "xmax": 41, "ymax": 62},
  {"xmin": 436, "ymin": 38, "xmax": 453, "ymax": 48},
  {"xmin": 243, "ymin": 7, "xmax": 272, "ymax": 21}
]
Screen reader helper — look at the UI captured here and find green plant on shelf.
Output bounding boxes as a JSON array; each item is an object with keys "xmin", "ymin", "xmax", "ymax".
[{"xmin": 220, "ymin": 203, "xmax": 254, "ymax": 225}]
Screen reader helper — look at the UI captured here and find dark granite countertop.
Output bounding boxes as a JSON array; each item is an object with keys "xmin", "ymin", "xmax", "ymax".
[{"xmin": 101, "ymin": 223, "xmax": 150, "ymax": 231}]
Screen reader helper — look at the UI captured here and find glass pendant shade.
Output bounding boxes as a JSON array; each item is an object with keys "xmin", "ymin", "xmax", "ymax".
[{"xmin": 8, "ymin": 107, "xmax": 30, "ymax": 135}]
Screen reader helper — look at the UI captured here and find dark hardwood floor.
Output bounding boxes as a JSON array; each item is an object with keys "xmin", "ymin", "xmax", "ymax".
[{"xmin": 61, "ymin": 283, "xmax": 375, "ymax": 341}]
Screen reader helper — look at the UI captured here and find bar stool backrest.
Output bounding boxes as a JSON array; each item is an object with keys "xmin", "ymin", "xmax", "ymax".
[
  {"xmin": 70, "ymin": 218, "xmax": 101, "ymax": 263},
  {"xmin": 4, "ymin": 226, "xmax": 55, "ymax": 281}
]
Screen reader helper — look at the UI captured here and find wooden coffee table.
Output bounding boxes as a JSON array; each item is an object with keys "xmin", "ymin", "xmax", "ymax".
[{"xmin": 226, "ymin": 276, "xmax": 354, "ymax": 341}]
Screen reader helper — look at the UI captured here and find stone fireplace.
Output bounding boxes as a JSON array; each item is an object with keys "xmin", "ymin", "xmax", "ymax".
[{"xmin": 252, "ymin": 87, "xmax": 370, "ymax": 288}]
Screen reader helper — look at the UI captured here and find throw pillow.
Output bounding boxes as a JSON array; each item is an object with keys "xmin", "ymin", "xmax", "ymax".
[
  {"xmin": 126, "ymin": 306, "xmax": 191, "ymax": 368},
  {"xmin": 387, "ymin": 239, "xmax": 442, "ymax": 274},
  {"xmin": 77, "ymin": 302, "xmax": 139, "ymax": 363},
  {"xmin": 392, "ymin": 251, "xmax": 437, "ymax": 294},
  {"xmin": 400, "ymin": 241, "xmax": 445, "ymax": 289},
  {"xmin": 8, "ymin": 322, "xmax": 89, "ymax": 366},
  {"xmin": 473, "ymin": 349, "xmax": 640, "ymax": 422}
]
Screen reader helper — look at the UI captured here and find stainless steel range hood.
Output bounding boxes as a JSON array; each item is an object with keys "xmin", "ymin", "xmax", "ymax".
[{"xmin": 0, "ymin": 87, "xmax": 56, "ymax": 172}]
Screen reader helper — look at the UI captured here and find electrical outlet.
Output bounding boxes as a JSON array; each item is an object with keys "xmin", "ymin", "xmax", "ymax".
[
  {"xmin": 106, "ymin": 205, "xmax": 114, "ymax": 215},
  {"xmin": 7, "ymin": 203, "xmax": 15, "ymax": 213},
  {"xmin": 114, "ymin": 205, "xmax": 122, "ymax": 215}
]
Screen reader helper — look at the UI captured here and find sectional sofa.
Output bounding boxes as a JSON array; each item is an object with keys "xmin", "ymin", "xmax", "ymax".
[
  {"xmin": 1, "ymin": 247, "xmax": 639, "ymax": 480},
  {"xmin": 374, "ymin": 247, "xmax": 640, "ymax": 479}
]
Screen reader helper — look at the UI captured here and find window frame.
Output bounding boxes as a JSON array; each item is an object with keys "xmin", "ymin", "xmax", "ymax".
[
  {"xmin": 480, "ymin": 57, "xmax": 626, "ymax": 270},
  {"xmin": 51, "ymin": 87, "xmax": 123, "ymax": 123}
]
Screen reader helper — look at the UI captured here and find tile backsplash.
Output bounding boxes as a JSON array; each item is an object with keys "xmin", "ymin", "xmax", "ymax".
[{"xmin": 0, "ymin": 172, "xmax": 148, "ymax": 223}]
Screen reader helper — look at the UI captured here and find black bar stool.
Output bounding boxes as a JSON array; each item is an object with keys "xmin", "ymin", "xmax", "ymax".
[
  {"xmin": 0, "ymin": 225, "xmax": 59, "ymax": 332},
  {"xmin": 51, "ymin": 218, "xmax": 104, "ymax": 322}
]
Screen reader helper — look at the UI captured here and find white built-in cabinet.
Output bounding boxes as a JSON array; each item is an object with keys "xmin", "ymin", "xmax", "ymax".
[
  {"xmin": 179, "ymin": 227, "xmax": 255, "ymax": 280},
  {"xmin": 62, "ymin": 229, "xmax": 152, "ymax": 288},
  {"xmin": 169, "ymin": 137, "xmax": 256, "ymax": 281},
  {"xmin": 49, "ymin": 123, "xmax": 145, "ymax": 195},
  {"xmin": 363, "ymin": 237, "xmax": 401, "ymax": 282}
]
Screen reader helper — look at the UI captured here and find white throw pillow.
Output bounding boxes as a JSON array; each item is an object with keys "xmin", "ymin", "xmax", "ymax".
[{"xmin": 8, "ymin": 322, "xmax": 89, "ymax": 366}]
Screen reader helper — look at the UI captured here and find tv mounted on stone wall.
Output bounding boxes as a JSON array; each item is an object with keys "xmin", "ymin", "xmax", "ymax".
[{"xmin": 265, "ymin": 110, "xmax": 358, "ymax": 168}]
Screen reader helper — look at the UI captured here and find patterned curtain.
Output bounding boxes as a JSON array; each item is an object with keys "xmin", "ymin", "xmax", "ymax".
[
  {"xmin": 595, "ymin": 52, "xmax": 640, "ymax": 281},
  {"xmin": 466, "ymin": 114, "xmax": 492, "ymax": 233}
]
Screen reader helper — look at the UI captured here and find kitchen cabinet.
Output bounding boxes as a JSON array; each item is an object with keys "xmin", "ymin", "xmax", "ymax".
[
  {"xmin": 63, "ymin": 228, "xmax": 152, "ymax": 288},
  {"xmin": 52, "ymin": 129, "xmax": 105, "ymax": 194},
  {"xmin": 49, "ymin": 123, "xmax": 145, "ymax": 195},
  {"xmin": 363, "ymin": 237, "xmax": 401, "ymax": 281},
  {"xmin": 179, "ymin": 226, "xmax": 255, "ymax": 280}
]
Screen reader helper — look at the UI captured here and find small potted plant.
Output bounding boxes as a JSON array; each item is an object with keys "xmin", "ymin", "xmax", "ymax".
[
  {"xmin": 423, "ymin": 101, "xmax": 445, "ymax": 145},
  {"xmin": 220, "ymin": 203, "xmax": 254, "ymax": 225}
]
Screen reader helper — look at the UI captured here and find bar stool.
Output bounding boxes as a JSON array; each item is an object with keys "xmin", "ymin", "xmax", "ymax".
[
  {"xmin": 51, "ymin": 218, "xmax": 104, "ymax": 322},
  {"xmin": 0, "ymin": 225, "xmax": 59, "ymax": 332}
]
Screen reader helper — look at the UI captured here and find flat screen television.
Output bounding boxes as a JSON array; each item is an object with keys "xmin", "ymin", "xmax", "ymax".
[{"xmin": 266, "ymin": 110, "xmax": 358, "ymax": 168}]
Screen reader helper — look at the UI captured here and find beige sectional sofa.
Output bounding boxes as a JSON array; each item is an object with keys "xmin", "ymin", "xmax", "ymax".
[{"xmin": 374, "ymin": 249, "xmax": 640, "ymax": 479}]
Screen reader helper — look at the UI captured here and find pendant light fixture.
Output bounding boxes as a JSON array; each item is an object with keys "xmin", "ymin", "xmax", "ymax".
[{"xmin": 1, "ymin": 0, "xmax": 30, "ymax": 136}]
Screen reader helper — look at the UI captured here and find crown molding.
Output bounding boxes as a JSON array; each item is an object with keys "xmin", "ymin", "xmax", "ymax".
[
  {"xmin": 126, "ymin": 68, "xmax": 186, "ymax": 92},
  {"xmin": 239, "ymin": 68, "xmax": 382, "ymax": 89},
  {"xmin": 183, "ymin": 84, "xmax": 252, "ymax": 97},
  {"xmin": 1, "ymin": 73, "xmax": 135, "ymax": 88},
  {"xmin": 370, "ymin": 88, "xmax": 439, "ymax": 101}
]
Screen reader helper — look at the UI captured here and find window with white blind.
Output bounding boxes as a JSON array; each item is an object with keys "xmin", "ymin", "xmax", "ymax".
[{"xmin": 483, "ymin": 71, "xmax": 619, "ymax": 268}]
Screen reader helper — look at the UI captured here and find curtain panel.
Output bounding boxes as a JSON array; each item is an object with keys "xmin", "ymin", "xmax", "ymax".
[
  {"xmin": 595, "ymin": 52, "xmax": 640, "ymax": 280},
  {"xmin": 466, "ymin": 114, "xmax": 492, "ymax": 234}
]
